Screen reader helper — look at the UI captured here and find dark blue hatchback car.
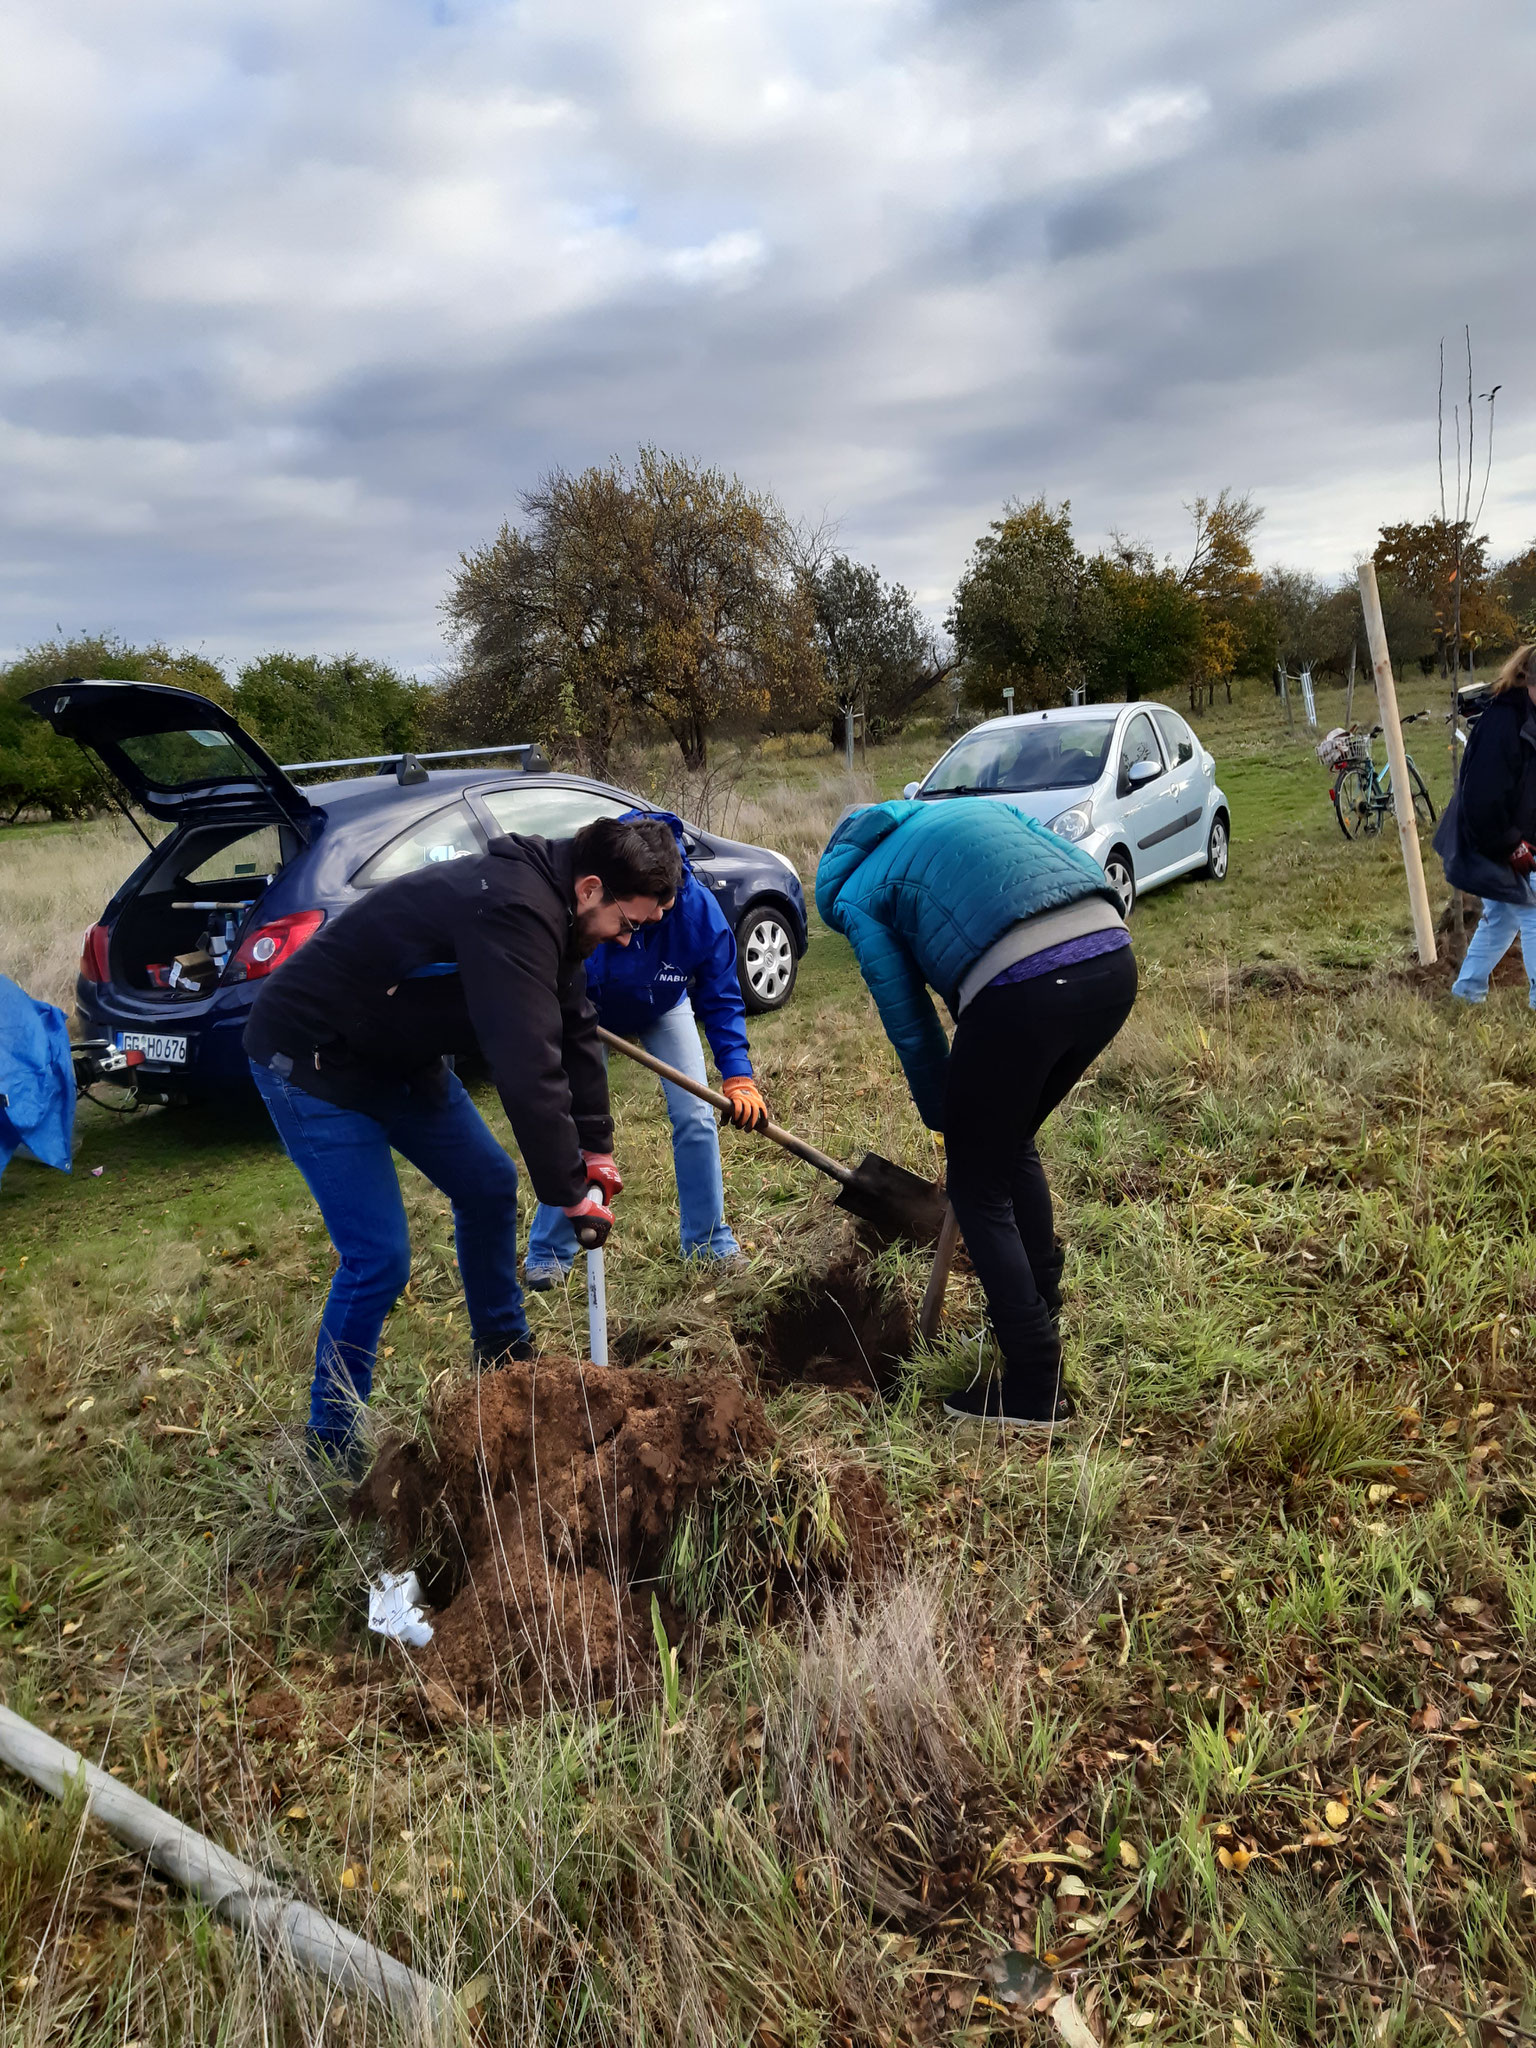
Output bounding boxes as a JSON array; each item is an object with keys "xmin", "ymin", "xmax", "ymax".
[{"xmin": 28, "ymin": 679, "xmax": 808, "ymax": 1103}]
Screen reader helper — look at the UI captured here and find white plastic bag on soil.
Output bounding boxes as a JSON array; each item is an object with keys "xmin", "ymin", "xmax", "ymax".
[{"xmin": 367, "ymin": 1569, "xmax": 434, "ymax": 1648}]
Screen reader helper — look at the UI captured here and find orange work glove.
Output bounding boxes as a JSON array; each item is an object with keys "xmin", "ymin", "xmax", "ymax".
[
  {"xmin": 581, "ymin": 1151, "xmax": 623, "ymax": 1203},
  {"xmin": 720, "ymin": 1074, "xmax": 770, "ymax": 1132}
]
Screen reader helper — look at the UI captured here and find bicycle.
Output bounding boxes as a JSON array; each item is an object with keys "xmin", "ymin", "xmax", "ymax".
[{"xmin": 1317, "ymin": 714, "xmax": 1437, "ymax": 841}]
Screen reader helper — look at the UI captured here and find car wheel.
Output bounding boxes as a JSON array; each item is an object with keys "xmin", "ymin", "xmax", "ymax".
[
  {"xmin": 1204, "ymin": 812, "xmax": 1230, "ymax": 881},
  {"xmin": 737, "ymin": 905, "xmax": 798, "ymax": 1012},
  {"xmin": 1102, "ymin": 848, "xmax": 1136, "ymax": 917}
]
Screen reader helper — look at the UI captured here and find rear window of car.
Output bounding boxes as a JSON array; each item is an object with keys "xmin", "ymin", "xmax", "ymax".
[
  {"xmin": 478, "ymin": 785, "xmax": 631, "ymax": 837},
  {"xmin": 118, "ymin": 728, "xmax": 269, "ymax": 788},
  {"xmin": 351, "ymin": 801, "xmax": 484, "ymax": 886}
]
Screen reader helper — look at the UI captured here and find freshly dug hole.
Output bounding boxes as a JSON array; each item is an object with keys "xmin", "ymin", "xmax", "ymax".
[
  {"xmin": 746, "ymin": 1251, "xmax": 916, "ymax": 1395},
  {"xmin": 353, "ymin": 1357, "xmax": 769, "ymax": 1707}
]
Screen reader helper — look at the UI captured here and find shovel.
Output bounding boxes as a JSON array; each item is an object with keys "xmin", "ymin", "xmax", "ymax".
[{"xmin": 597, "ymin": 1027, "xmax": 947, "ymax": 1247}]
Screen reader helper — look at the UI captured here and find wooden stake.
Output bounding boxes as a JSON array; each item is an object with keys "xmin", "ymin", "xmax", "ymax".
[
  {"xmin": 1357, "ymin": 561, "xmax": 1437, "ymax": 964},
  {"xmin": 919, "ymin": 1203, "xmax": 961, "ymax": 1344}
]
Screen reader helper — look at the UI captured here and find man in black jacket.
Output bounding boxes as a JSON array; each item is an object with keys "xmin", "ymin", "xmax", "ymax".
[{"xmin": 244, "ymin": 814, "xmax": 683, "ymax": 1467}]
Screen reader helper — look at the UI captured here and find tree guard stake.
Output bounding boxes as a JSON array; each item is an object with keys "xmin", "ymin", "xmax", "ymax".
[{"xmin": 1357, "ymin": 559, "xmax": 1437, "ymax": 965}]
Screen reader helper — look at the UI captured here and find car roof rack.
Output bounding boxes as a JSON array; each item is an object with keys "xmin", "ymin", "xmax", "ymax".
[{"xmin": 279, "ymin": 742, "xmax": 551, "ymax": 782}]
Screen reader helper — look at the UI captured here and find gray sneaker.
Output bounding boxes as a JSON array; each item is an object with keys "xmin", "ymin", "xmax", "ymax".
[{"xmin": 522, "ymin": 1263, "xmax": 569, "ymax": 1293}]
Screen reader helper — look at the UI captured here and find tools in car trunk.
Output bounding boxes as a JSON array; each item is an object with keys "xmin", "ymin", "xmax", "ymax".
[{"xmin": 596, "ymin": 1027, "xmax": 947, "ymax": 1247}]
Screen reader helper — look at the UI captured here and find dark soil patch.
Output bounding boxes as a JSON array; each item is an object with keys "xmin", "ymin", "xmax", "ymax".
[
  {"xmin": 750, "ymin": 1254, "xmax": 916, "ymax": 1395},
  {"xmin": 1400, "ymin": 945, "xmax": 1526, "ymax": 996},
  {"xmin": 1236, "ymin": 961, "xmax": 1319, "ymax": 995},
  {"xmin": 352, "ymin": 1357, "xmax": 769, "ymax": 1709}
]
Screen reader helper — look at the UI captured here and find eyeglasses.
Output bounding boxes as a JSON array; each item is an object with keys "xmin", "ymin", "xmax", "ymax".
[{"xmin": 612, "ymin": 904, "xmax": 638, "ymax": 937}]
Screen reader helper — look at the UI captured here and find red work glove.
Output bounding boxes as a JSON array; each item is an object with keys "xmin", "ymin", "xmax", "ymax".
[
  {"xmin": 1511, "ymin": 842, "xmax": 1536, "ymax": 877},
  {"xmin": 720, "ymin": 1074, "xmax": 770, "ymax": 1132},
  {"xmin": 581, "ymin": 1151, "xmax": 623, "ymax": 1203},
  {"xmin": 562, "ymin": 1190, "xmax": 614, "ymax": 1248}
]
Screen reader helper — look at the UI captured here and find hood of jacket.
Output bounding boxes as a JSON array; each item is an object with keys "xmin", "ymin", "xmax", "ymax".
[
  {"xmin": 814, "ymin": 799, "xmax": 913, "ymax": 923},
  {"xmin": 581, "ymin": 809, "xmax": 753, "ymax": 1075}
]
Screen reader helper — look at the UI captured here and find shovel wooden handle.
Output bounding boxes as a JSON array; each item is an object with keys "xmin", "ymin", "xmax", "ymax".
[
  {"xmin": 596, "ymin": 1026, "xmax": 858, "ymax": 1189},
  {"xmin": 918, "ymin": 1202, "xmax": 961, "ymax": 1344}
]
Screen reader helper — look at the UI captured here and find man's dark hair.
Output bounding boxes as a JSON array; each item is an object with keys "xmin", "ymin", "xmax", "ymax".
[{"xmin": 571, "ymin": 816, "xmax": 683, "ymax": 903}]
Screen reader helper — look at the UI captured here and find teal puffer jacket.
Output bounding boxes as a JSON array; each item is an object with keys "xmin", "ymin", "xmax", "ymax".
[{"xmin": 815, "ymin": 797, "xmax": 1119, "ymax": 1127}]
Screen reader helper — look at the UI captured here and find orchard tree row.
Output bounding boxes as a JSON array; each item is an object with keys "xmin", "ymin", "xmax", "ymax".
[{"xmin": 5, "ymin": 449, "xmax": 1536, "ymax": 813}]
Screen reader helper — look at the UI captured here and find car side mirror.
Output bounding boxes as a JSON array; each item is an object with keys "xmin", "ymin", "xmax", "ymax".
[
  {"xmin": 902, "ymin": 782, "xmax": 920, "ymax": 800},
  {"xmin": 1126, "ymin": 759, "xmax": 1161, "ymax": 788}
]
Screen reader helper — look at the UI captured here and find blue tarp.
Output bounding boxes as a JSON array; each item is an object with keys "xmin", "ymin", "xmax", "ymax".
[{"xmin": 0, "ymin": 975, "xmax": 76, "ymax": 1180}]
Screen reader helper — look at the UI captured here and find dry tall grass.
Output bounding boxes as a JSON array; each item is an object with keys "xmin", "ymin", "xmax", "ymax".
[{"xmin": 0, "ymin": 820, "xmax": 156, "ymax": 1012}]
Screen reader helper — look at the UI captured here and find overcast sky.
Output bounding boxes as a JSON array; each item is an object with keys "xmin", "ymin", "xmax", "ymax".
[{"xmin": 2, "ymin": 0, "xmax": 1533, "ymax": 675}]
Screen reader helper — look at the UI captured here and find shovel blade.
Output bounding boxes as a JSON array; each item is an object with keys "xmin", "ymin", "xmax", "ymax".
[{"xmin": 834, "ymin": 1153, "xmax": 948, "ymax": 1246}]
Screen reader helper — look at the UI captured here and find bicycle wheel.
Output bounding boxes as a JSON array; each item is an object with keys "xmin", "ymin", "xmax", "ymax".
[
  {"xmin": 1333, "ymin": 767, "xmax": 1371, "ymax": 839},
  {"xmin": 1379, "ymin": 759, "xmax": 1437, "ymax": 830}
]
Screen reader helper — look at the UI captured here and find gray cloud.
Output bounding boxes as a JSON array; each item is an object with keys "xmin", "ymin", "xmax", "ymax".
[{"xmin": 1, "ymin": 0, "xmax": 1533, "ymax": 672}]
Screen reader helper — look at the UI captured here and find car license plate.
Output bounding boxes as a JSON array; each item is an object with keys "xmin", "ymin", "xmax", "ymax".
[{"xmin": 117, "ymin": 1031, "xmax": 188, "ymax": 1065}]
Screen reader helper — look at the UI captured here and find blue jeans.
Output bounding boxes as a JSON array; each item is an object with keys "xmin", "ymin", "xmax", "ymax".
[
  {"xmin": 1451, "ymin": 895, "xmax": 1536, "ymax": 1007},
  {"xmin": 249, "ymin": 1060, "xmax": 528, "ymax": 1450},
  {"xmin": 525, "ymin": 997, "xmax": 739, "ymax": 1272}
]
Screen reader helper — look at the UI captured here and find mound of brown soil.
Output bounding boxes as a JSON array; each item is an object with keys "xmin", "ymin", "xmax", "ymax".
[
  {"xmin": 353, "ymin": 1358, "xmax": 770, "ymax": 1707},
  {"xmin": 752, "ymin": 1253, "xmax": 916, "ymax": 1395}
]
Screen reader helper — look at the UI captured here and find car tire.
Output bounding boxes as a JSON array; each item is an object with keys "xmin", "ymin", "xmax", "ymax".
[
  {"xmin": 737, "ymin": 904, "xmax": 798, "ymax": 1012},
  {"xmin": 1204, "ymin": 811, "xmax": 1230, "ymax": 882},
  {"xmin": 1102, "ymin": 848, "xmax": 1136, "ymax": 918}
]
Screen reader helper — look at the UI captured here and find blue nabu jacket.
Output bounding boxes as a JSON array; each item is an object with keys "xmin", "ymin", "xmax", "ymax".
[
  {"xmin": 815, "ymin": 797, "xmax": 1119, "ymax": 1127},
  {"xmin": 586, "ymin": 811, "xmax": 753, "ymax": 1079}
]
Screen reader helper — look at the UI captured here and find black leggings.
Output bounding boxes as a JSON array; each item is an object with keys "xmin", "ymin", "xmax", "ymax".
[{"xmin": 943, "ymin": 948, "xmax": 1137, "ymax": 1366}]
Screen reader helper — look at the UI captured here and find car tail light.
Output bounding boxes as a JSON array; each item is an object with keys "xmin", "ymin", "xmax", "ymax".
[
  {"xmin": 80, "ymin": 924, "xmax": 112, "ymax": 983},
  {"xmin": 228, "ymin": 909, "xmax": 325, "ymax": 981}
]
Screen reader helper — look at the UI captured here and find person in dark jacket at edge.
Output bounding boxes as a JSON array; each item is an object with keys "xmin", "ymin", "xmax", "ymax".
[
  {"xmin": 1435, "ymin": 644, "xmax": 1536, "ymax": 1006},
  {"xmin": 523, "ymin": 810, "xmax": 771, "ymax": 1285},
  {"xmin": 816, "ymin": 796, "xmax": 1136, "ymax": 1430},
  {"xmin": 244, "ymin": 815, "xmax": 685, "ymax": 1471}
]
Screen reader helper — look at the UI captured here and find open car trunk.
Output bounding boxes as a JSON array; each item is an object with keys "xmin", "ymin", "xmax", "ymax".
[
  {"xmin": 22, "ymin": 678, "xmax": 314, "ymax": 830},
  {"xmin": 109, "ymin": 819, "xmax": 297, "ymax": 994}
]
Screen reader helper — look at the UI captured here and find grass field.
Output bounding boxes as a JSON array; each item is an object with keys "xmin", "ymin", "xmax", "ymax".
[{"xmin": 3, "ymin": 675, "xmax": 1534, "ymax": 2046}]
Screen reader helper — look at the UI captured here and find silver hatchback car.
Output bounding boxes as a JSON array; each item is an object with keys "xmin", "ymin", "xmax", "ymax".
[{"xmin": 903, "ymin": 702, "xmax": 1230, "ymax": 915}]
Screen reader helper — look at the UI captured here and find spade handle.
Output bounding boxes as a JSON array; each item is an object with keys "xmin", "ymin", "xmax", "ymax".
[{"xmin": 596, "ymin": 1026, "xmax": 855, "ymax": 1187}]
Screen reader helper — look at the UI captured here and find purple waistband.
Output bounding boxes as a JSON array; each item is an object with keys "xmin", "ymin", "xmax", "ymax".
[{"xmin": 985, "ymin": 926, "xmax": 1131, "ymax": 990}]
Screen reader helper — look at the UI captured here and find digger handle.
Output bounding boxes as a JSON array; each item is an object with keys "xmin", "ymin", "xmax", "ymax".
[
  {"xmin": 574, "ymin": 1183, "xmax": 609, "ymax": 1249},
  {"xmin": 596, "ymin": 1027, "xmax": 855, "ymax": 1188}
]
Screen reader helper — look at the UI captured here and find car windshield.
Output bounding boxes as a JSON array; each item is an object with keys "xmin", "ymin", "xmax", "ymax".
[{"xmin": 922, "ymin": 720, "xmax": 1115, "ymax": 795}]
